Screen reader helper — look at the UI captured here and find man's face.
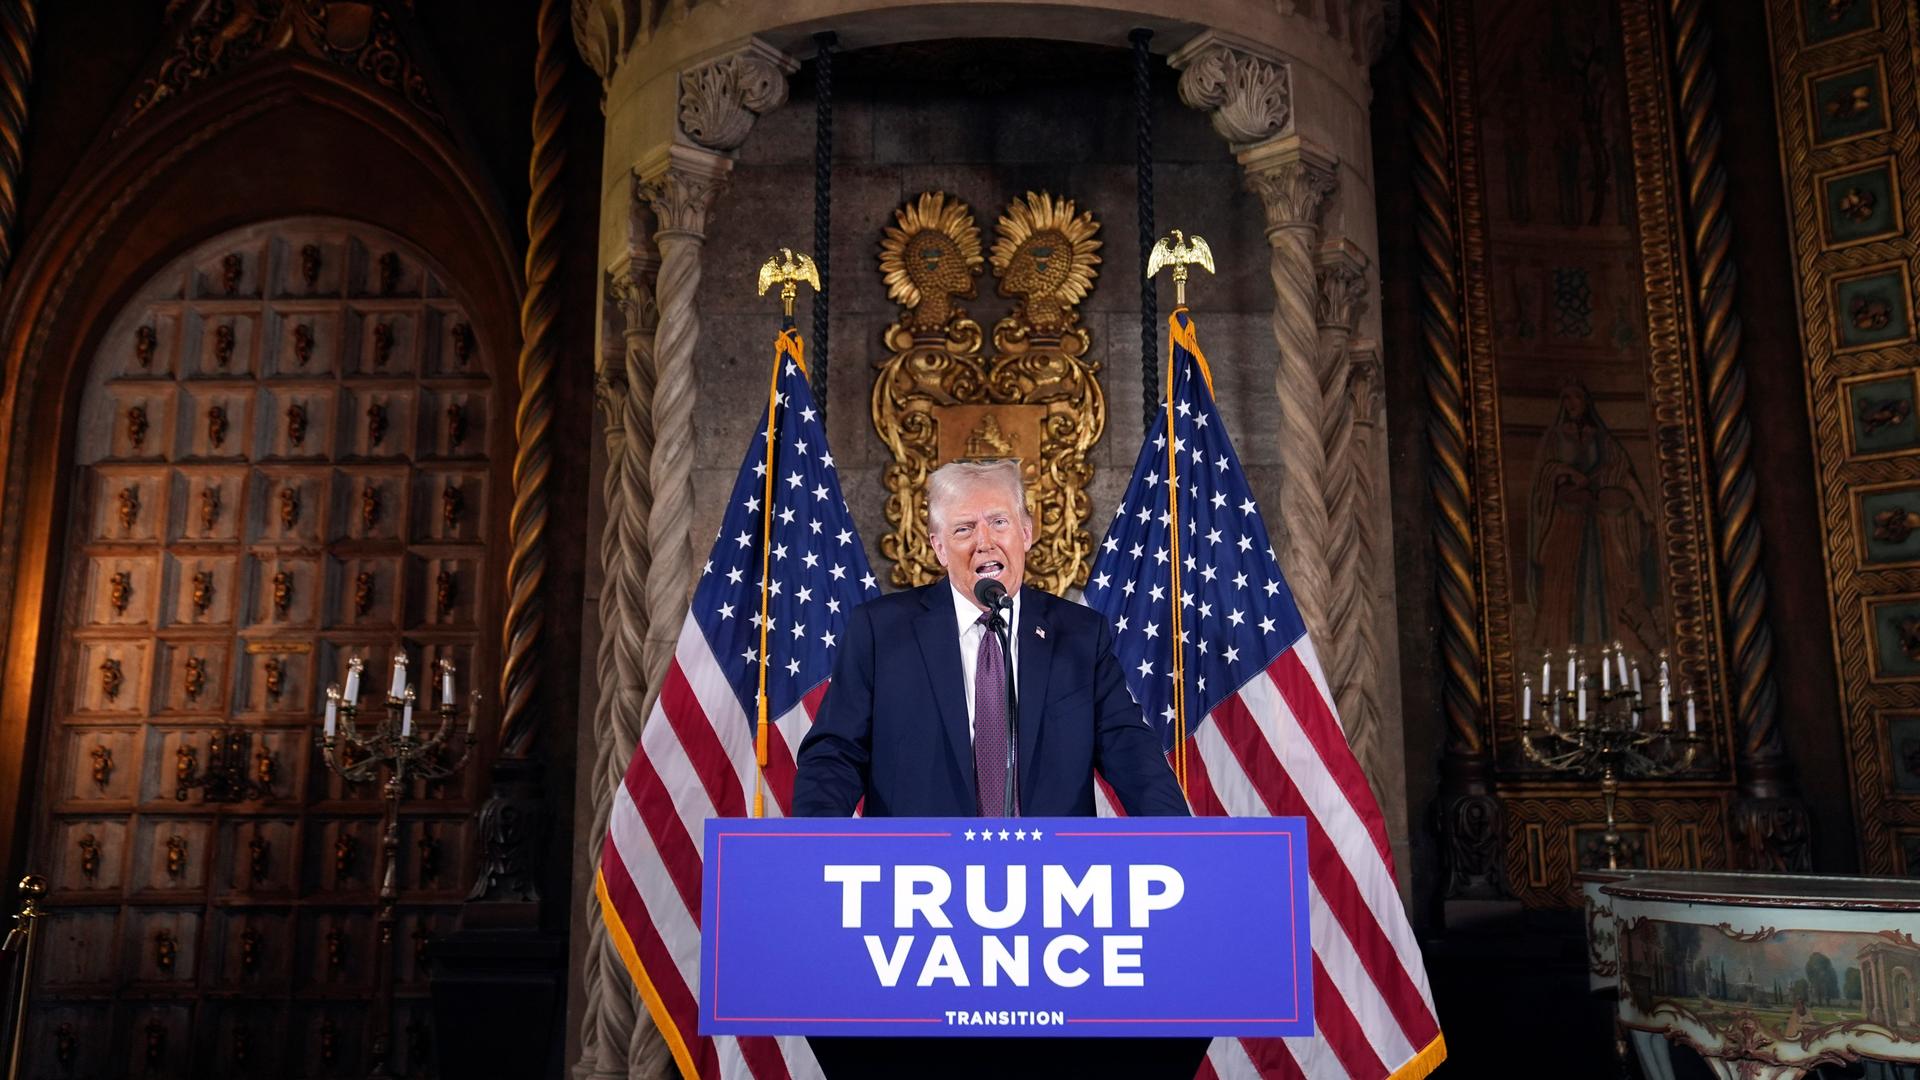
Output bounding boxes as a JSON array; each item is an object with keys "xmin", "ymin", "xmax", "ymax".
[{"xmin": 930, "ymin": 480, "xmax": 1034, "ymax": 609}]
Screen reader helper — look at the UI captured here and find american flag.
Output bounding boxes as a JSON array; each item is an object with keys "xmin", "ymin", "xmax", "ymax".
[
  {"xmin": 597, "ymin": 327, "xmax": 872, "ymax": 1080},
  {"xmin": 1084, "ymin": 310, "xmax": 1446, "ymax": 1080}
]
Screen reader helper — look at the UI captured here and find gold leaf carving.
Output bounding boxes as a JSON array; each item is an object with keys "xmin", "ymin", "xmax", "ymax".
[{"xmin": 872, "ymin": 191, "xmax": 1105, "ymax": 595}]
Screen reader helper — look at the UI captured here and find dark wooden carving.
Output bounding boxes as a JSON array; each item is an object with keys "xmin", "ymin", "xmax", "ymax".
[
  {"xmin": 117, "ymin": 485, "xmax": 139, "ymax": 533},
  {"xmin": 271, "ymin": 570, "xmax": 292, "ymax": 616},
  {"xmin": 135, "ymin": 324, "xmax": 156, "ymax": 368},
  {"xmin": 293, "ymin": 321, "xmax": 314, "ymax": 365},
  {"xmin": 99, "ymin": 657, "xmax": 122, "ymax": 701},
  {"xmin": 373, "ymin": 321, "xmax": 394, "ymax": 367},
  {"xmin": 154, "ymin": 927, "xmax": 177, "ymax": 972},
  {"xmin": 450, "ymin": 321, "xmax": 474, "ymax": 366},
  {"xmin": 300, "ymin": 244, "xmax": 322, "ymax": 289}
]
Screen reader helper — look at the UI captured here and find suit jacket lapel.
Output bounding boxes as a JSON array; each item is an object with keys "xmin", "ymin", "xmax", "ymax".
[
  {"xmin": 912, "ymin": 584, "xmax": 974, "ymax": 787},
  {"xmin": 1016, "ymin": 586, "xmax": 1053, "ymax": 807}
]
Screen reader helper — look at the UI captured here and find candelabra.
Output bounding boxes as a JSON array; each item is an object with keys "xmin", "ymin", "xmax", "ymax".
[
  {"xmin": 1520, "ymin": 644, "xmax": 1704, "ymax": 871},
  {"xmin": 318, "ymin": 654, "xmax": 478, "ymax": 1077}
]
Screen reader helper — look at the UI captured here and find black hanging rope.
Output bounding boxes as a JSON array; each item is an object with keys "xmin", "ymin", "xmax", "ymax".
[
  {"xmin": 1130, "ymin": 28, "xmax": 1157, "ymax": 432},
  {"xmin": 811, "ymin": 31, "xmax": 836, "ymax": 419}
]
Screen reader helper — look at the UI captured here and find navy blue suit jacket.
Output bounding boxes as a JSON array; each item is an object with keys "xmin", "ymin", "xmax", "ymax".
[{"xmin": 793, "ymin": 582, "xmax": 1189, "ymax": 818}]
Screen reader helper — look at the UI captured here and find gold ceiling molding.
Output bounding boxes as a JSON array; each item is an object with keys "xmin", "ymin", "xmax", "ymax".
[{"xmin": 872, "ymin": 190, "xmax": 1105, "ymax": 595}]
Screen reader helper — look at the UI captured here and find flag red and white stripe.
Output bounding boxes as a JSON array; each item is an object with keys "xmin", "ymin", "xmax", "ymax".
[
  {"xmin": 1084, "ymin": 310, "xmax": 1446, "ymax": 1079},
  {"xmin": 598, "ymin": 331, "xmax": 872, "ymax": 1079}
]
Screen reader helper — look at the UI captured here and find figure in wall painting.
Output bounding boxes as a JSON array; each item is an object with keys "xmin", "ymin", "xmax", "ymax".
[{"xmin": 1527, "ymin": 379, "xmax": 1664, "ymax": 654}]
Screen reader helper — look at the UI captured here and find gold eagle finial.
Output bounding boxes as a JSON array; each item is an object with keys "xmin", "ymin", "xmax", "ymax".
[
  {"xmin": 757, "ymin": 248, "xmax": 821, "ymax": 317},
  {"xmin": 1145, "ymin": 229, "xmax": 1216, "ymax": 306}
]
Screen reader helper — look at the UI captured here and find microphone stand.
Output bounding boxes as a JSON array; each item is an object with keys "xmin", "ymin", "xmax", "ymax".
[{"xmin": 989, "ymin": 604, "xmax": 1019, "ymax": 817}]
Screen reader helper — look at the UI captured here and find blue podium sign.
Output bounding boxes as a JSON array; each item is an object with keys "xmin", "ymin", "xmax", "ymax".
[{"xmin": 698, "ymin": 816, "xmax": 1312, "ymax": 1039}]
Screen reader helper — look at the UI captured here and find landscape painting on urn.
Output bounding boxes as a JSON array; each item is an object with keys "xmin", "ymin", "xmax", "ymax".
[
  {"xmin": 1619, "ymin": 921, "xmax": 1920, "ymax": 1040},
  {"xmin": 1478, "ymin": 0, "xmax": 1669, "ymax": 662}
]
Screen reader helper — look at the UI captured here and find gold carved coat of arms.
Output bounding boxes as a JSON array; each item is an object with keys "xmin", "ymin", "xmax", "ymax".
[{"xmin": 871, "ymin": 190, "xmax": 1105, "ymax": 594}]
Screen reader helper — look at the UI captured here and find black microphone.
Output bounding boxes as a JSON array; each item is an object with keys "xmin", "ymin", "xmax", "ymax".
[{"xmin": 973, "ymin": 577, "xmax": 1012, "ymax": 612}]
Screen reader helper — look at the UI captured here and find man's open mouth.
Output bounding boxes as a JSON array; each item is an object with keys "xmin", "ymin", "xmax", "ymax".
[{"xmin": 974, "ymin": 560, "xmax": 1005, "ymax": 578}]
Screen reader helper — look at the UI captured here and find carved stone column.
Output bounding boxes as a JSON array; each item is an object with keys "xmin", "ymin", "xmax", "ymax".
[
  {"xmin": 639, "ymin": 39, "xmax": 795, "ymax": 706},
  {"xmin": 1240, "ymin": 134, "xmax": 1340, "ymax": 648},
  {"xmin": 637, "ymin": 147, "xmax": 728, "ymax": 713},
  {"xmin": 1314, "ymin": 241, "xmax": 1385, "ymax": 792},
  {"xmin": 1176, "ymin": 34, "xmax": 1342, "ymax": 648},
  {"xmin": 575, "ymin": 192, "xmax": 662, "ymax": 1080}
]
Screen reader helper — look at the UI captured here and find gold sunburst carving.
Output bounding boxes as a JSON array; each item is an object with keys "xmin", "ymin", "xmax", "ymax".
[
  {"xmin": 878, "ymin": 192, "xmax": 984, "ymax": 333},
  {"xmin": 873, "ymin": 190, "xmax": 1105, "ymax": 595},
  {"xmin": 989, "ymin": 190, "xmax": 1102, "ymax": 336}
]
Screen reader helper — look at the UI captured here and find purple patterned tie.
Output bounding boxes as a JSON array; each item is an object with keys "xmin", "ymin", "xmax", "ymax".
[{"xmin": 973, "ymin": 610, "xmax": 1014, "ymax": 816}]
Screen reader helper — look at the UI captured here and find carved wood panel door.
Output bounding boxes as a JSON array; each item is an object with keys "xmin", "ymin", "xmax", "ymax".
[{"xmin": 17, "ymin": 220, "xmax": 497, "ymax": 1080}]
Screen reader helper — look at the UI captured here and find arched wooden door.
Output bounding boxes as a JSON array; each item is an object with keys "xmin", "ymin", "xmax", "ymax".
[{"xmin": 18, "ymin": 218, "xmax": 498, "ymax": 1080}]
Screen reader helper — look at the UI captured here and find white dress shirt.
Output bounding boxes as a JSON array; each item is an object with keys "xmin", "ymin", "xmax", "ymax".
[{"xmin": 951, "ymin": 580, "xmax": 1021, "ymax": 742}]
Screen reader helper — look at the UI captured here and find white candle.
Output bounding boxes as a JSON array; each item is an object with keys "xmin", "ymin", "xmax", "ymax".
[
  {"xmin": 1566, "ymin": 650, "xmax": 1576, "ymax": 696},
  {"xmin": 1687, "ymin": 693, "xmax": 1696, "ymax": 733},
  {"xmin": 1631, "ymin": 666, "xmax": 1642, "ymax": 697},
  {"xmin": 344, "ymin": 658, "xmax": 361, "ymax": 703},
  {"xmin": 1602, "ymin": 649, "xmax": 1612, "ymax": 691},
  {"xmin": 1661, "ymin": 678, "xmax": 1671, "ymax": 727},
  {"xmin": 1578, "ymin": 682, "xmax": 1587, "ymax": 724},
  {"xmin": 389, "ymin": 653, "xmax": 408, "ymax": 699},
  {"xmin": 402, "ymin": 699, "xmax": 415, "ymax": 738},
  {"xmin": 440, "ymin": 660, "xmax": 455, "ymax": 707},
  {"xmin": 324, "ymin": 691, "xmax": 338, "ymax": 737},
  {"xmin": 1523, "ymin": 677, "xmax": 1533, "ymax": 722},
  {"xmin": 1616, "ymin": 647, "xmax": 1629, "ymax": 689},
  {"xmin": 1541, "ymin": 655, "xmax": 1552, "ymax": 698}
]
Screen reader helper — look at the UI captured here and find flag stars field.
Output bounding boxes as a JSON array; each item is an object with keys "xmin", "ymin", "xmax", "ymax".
[
  {"xmin": 1080, "ymin": 309, "xmax": 1444, "ymax": 1080},
  {"xmin": 599, "ymin": 326, "xmax": 880, "ymax": 1080}
]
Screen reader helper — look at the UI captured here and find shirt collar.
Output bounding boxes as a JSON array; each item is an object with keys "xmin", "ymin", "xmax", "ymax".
[{"xmin": 950, "ymin": 579, "xmax": 1019, "ymax": 636}]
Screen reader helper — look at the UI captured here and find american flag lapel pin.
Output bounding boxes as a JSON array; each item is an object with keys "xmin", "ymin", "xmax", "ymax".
[{"xmin": 1035, "ymin": 624, "xmax": 1046, "ymax": 640}]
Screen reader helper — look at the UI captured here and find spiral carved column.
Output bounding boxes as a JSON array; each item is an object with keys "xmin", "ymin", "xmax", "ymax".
[
  {"xmin": 1315, "ymin": 244, "xmax": 1383, "ymax": 789},
  {"xmin": 499, "ymin": 0, "xmax": 566, "ymax": 757},
  {"xmin": 576, "ymin": 203, "xmax": 663, "ymax": 1080},
  {"xmin": 1242, "ymin": 137, "xmax": 1340, "ymax": 647},
  {"xmin": 0, "ymin": 0, "xmax": 36, "ymax": 279},
  {"xmin": 1667, "ymin": 0, "xmax": 1808, "ymax": 870},
  {"xmin": 639, "ymin": 147, "xmax": 732, "ymax": 699},
  {"xmin": 1408, "ymin": 0, "xmax": 1500, "ymax": 899}
]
